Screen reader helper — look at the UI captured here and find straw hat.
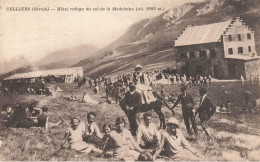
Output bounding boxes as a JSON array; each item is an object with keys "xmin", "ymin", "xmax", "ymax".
[
  {"xmin": 167, "ymin": 117, "xmax": 180, "ymax": 126},
  {"xmin": 135, "ymin": 64, "xmax": 143, "ymax": 70}
]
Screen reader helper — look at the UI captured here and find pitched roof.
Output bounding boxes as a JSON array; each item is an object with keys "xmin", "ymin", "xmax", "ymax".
[
  {"xmin": 4, "ymin": 67, "xmax": 83, "ymax": 80},
  {"xmin": 174, "ymin": 21, "xmax": 231, "ymax": 47}
]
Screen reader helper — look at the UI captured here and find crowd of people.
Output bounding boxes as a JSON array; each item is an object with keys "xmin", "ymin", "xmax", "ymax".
[
  {"xmin": 1, "ymin": 100, "xmax": 61, "ymax": 129},
  {"xmin": 1, "ymin": 64, "xmax": 259, "ymax": 161},
  {"xmin": 61, "ymin": 112, "xmax": 204, "ymax": 161},
  {"xmin": 60, "ymin": 65, "xmax": 216, "ymax": 160},
  {"xmin": 1, "ymin": 78, "xmax": 53, "ymax": 95}
]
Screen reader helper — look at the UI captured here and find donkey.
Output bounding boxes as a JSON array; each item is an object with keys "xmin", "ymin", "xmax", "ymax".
[{"xmin": 117, "ymin": 90, "xmax": 166, "ymax": 135}]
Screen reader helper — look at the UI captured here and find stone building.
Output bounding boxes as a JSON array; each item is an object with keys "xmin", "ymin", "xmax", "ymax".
[{"xmin": 174, "ymin": 17, "xmax": 260, "ymax": 79}]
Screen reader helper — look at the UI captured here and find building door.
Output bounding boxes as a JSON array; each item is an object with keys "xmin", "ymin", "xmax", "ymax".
[
  {"xmin": 66, "ymin": 75, "xmax": 72, "ymax": 83},
  {"xmin": 181, "ymin": 62, "xmax": 190, "ymax": 75},
  {"xmin": 228, "ymin": 62, "xmax": 237, "ymax": 78},
  {"xmin": 213, "ymin": 65, "xmax": 219, "ymax": 79},
  {"xmin": 181, "ymin": 66, "xmax": 188, "ymax": 76},
  {"xmin": 196, "ymin": 65, "xmax": 203, "ymax": 75}
]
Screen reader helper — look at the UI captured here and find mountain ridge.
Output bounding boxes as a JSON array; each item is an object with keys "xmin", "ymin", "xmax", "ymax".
[
  {"xmin": 1, "ymin": 0, "xmax": 259, "ymax": 79},
  {"xmin": 74, "ymin": 0, "xmax": 260, "ymax": 77}
]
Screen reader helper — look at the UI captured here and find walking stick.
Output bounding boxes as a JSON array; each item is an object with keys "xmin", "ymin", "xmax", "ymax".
[{"xmin": 60, "ymin": 117, "xmax": 70, "ymax": 127}]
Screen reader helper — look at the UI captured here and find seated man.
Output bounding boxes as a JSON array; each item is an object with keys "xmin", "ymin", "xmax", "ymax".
[
  {"xmin": 136, "ymin": 113, "xmax": 161, "ymax": 149},
  {"xmin": 36, "ymin": 106, "xmax": 61, "ymax": 129},
  {"xmin": 1, "ymin": 106, "xmax": 14, "ymax": 127},
  {"xmin": 153, "ymin": 118, "xmax": 203, "ymax": 161},
  {"xmin": 83, "ymin": 112, "xmax": 103, "ymax": 148},
  {"xmin": 11, "ymin": 103, "xmax": 36, "ymax": 128},
  {"xmin": 62, "ymin": 117, "xmax": 102, "ymax": 154}
]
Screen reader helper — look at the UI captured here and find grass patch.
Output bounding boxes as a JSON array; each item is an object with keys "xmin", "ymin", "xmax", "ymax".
[{"xmin": 0, "ymin": 81, "xmax": 260, "ymax": 160}]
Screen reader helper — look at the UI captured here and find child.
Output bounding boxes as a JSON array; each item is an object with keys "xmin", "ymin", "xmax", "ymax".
[
  {"xmin": 102, "ymin": 124, "xmax": 112, "ymax": 149},
  {"xmin": 102, "ymin": 124, "xmax": 114, "ymax": 157}
]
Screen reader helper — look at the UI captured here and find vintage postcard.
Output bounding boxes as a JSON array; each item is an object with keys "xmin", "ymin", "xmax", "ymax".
[{"xmin": 0, "ymin": 0, "xmax": 260, "ymax": 161}]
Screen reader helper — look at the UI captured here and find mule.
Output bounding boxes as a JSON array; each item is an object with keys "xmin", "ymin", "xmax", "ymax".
[{"xmin": 118, "ymin": 90, "xmax": 166, "ymax": 135}]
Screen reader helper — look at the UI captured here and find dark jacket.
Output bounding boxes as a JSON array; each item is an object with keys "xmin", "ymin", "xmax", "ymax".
[
  {"xmin": 196, "ymin": 96, "xmax": 216, "ymax": 121},
  {"xmin": 172, "ymin": 93, "xmax": 194, "ymax": 112},
  {"xmin": 124, "ymin": 90, "xmax": 142, "ymax": 109}
]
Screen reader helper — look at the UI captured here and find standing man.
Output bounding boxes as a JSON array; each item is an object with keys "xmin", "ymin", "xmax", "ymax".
[
  {"xmin": 121, "ymin": 82, "xmax": 143, "ymax": 135},
  {"xmin": 170, "ymin": 86, "xmax": 198, "ymax": 136},
  {"xmin": 136, "ymin": 113, "xmax": 161, "ymax": 149},
  {"xmin": 195, "ymin": 87, "xmax": 216, "ymax": 141}
]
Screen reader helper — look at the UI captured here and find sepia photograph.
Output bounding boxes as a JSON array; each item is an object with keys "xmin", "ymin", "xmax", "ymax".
[{"xmin": 0, "ymin": 0, "xmax": 260, "ymax": 161}]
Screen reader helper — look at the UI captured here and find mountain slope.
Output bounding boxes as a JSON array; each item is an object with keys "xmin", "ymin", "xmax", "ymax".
[
  {"xmin": 74, "ymin": 0, "xmax": 260, "ymax": 77},
  {"xmin": 0, "ymin": 56, "xmax": 30, "ymax": 75},
  {"xmin": 36, "ymin": 44, "xmax": 98, "ymax": 70}
]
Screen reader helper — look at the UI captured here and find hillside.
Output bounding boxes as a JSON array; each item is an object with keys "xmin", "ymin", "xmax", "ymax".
[
  {"xmin": 73, "ymin": 0, "xmax": 260, "ymax": 77},
  {"xmin": 0, "ymin": 57, "xmax": 30, "ymax": 75},
  {"xmin": 0, "ymin": 44, "xmax": 99, "ymax": 80},
  {"xmin": 36, "ymin": 44, "xmax": 98, "ymax": 70}
]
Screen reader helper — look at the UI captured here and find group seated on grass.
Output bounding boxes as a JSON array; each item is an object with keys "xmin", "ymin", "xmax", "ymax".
[
  {"xmin": 0, "ymin": 101, "xmax": 204, "ymax": 161},
  {"xmin": 61, "ymin": 112, "xmax": 203, "ymax": 161},
  {"xmin": 0, "ymin": 100, "xmax": 61, "ymax": 129}
]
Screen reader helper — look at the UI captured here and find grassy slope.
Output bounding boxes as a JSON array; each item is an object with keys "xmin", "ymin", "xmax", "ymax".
[{"xmin": 0, "ymin": 81, "xmax": 260, "ymax": 161}]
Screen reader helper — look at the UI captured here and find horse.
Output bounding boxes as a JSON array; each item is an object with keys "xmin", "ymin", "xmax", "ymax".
[{"xmin": 116, "ymin": 89, "xmax": 166, "ymax": 135}]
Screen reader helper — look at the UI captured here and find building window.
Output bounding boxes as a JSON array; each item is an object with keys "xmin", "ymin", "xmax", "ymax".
[
  {"xmin": 247, "ymin": 33, "xmax": 251, "ymax": 40},
  {"xmin": 248, "ymin": 46, "xmax": 251, "ymax": 52},
  {"xmin": 238, "ymin": 47, "xmax": 243, "ymax": 54},
  {"xmin": 238, "ymin": 34, "xmax": 241, "ymax": 41},
  {"xmin": 180, "ymin": 53, "xmax": 186, "ymax": 59},
  {"xmin": 189, "ymin": 51, "xmax": 195, "ymax": 58},
  {"xmin": 199, "ymin": 50, "xmax": 207, "ymax": 58},
  {"xmin": 228, "ymin": 48, "xmax": 233, "ymax": 55},
  {"xmin": 210, "ymin": 49, "xmax": 216, "ymax": 58},
  {"xmin": 228, "ymin": 35, "xmax": 232, "ymax": 41}
]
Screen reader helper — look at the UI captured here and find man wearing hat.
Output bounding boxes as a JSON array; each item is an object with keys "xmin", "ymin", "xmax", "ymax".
[
  {"xmin": 122, "ymin": 82, "xmax": 143, "ymax": 135},
  {"xmin": 170, "ymin": 86, "xmax": 198, "ymax": 136},
  {"xmin": 153, "ymin": 117, "xmax": 203, "ymax": 161},
  {"xmin": 132, "ymin": 64, "xmax": 150, "ymax": 86},
  {"xmin": 195, "ymin": 87, "xmax": 216, "ymax": 141}
]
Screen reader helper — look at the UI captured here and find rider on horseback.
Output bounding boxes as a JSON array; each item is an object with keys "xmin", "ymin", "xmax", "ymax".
[{"xmin": 132, "ymin": 64, "xmax": 150, "ymax": 86}]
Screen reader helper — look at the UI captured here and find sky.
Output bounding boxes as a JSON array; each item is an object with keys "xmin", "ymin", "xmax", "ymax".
[{"xmin": 0, "ymin": 0, "xmax": 203, "ymax": 63}]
